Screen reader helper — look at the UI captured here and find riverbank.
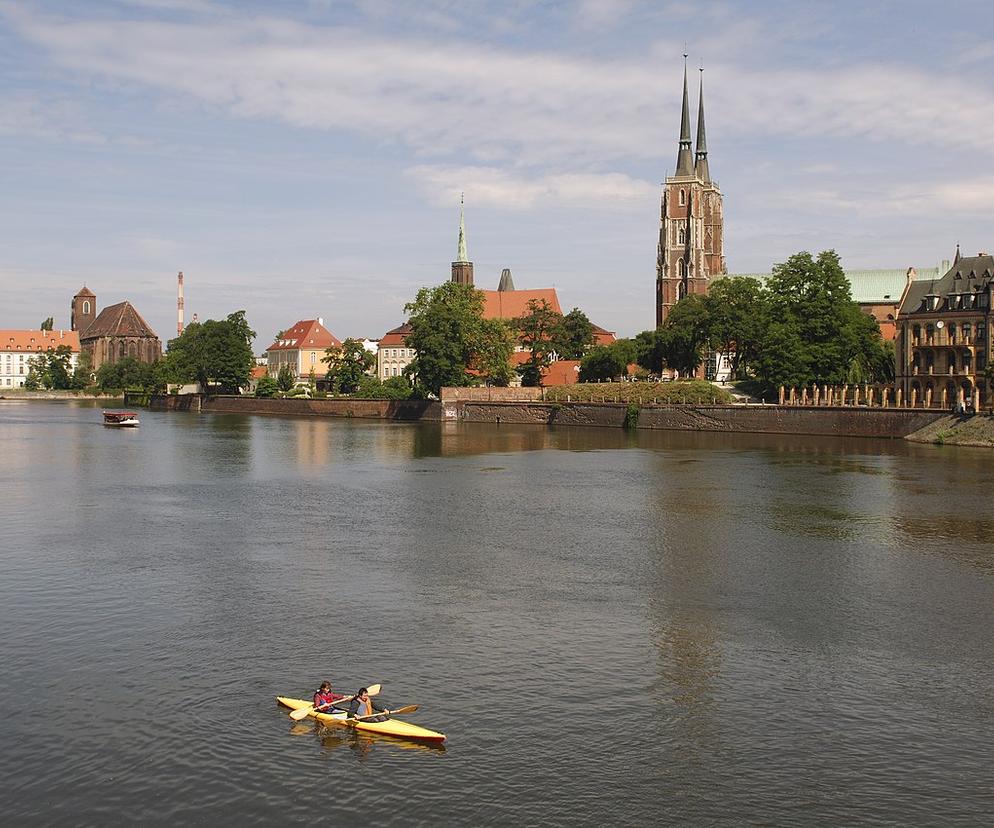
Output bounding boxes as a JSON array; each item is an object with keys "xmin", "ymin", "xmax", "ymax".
[
  {"xmin": 905, "ymin": 413, "xmax": 994, "ymax": 447},
  {"xmin": 0, "ymin": 390, "xmax": 122, "ymax": 401},
  {"xmin": 148, "ymin": 394, "xmax": 954, "ymax": 440}
]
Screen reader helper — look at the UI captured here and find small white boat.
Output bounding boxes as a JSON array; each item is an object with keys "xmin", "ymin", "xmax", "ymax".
[{"xmin": 103, "ymin": 410, "xmax": 140, "ymax": 427}]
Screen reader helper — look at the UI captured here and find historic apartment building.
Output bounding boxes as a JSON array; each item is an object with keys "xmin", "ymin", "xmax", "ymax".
[
  {"xmin": 656, "ymin": 61, "xmax": 725, "ymax": 326},
  {"xmin": 895, "ymin": 250, "xmax": 994, "ymax": 409},
  {"xmin": 266, "ymin": 318, "xmax": 342, "ymax": 381},
  {"xmin": 0, "ymin": 329, "xmax": 80, "ymax": 388}
]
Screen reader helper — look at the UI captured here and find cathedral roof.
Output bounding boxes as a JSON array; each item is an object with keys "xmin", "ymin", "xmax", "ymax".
[
  {"xmin": 74, "ymin": 286, "xmax": 95, "ymax": 298},
  {"xmin": 80, "ymin": 301, "xmax": 158, "ymax": 341}
]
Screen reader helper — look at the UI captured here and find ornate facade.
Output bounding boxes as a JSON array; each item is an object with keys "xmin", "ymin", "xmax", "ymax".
[
  {"xmin": 656, "ymin": 62, "xmax": 725, "ymax": 326},
  {"xmin": 896, "ymin": 250, "xmax": 994, "ymax": 409},
  {"xmin": 71, "ymin": 288, "xmax": 161, "ymax": 371}
]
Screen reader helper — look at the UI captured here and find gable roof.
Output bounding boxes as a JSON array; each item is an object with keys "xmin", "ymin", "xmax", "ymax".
[
  {"xmin": 378, "ymin": 322, "xmax": 413, "ymax": 347},
  {"xmin": 481, "ymin": 288, "xmax": 562, "ymax": 319},
  {"xmin": 74, "ymin": 286, "xmax": 95, "ymax": 298},
  {"xmin": 899, "ymin": 254, "xmax": 994, "ymax": 316},
  {"xmin": 0, "ymin": 329, "xmax": 80, "ymax": 353},
  {"xmin": 267, "ymin": 319, "xmax": 342, "ymax": 352},
  {"xmin": 80, "ymin": 301, "xmax": 158, "ymax": 340}
]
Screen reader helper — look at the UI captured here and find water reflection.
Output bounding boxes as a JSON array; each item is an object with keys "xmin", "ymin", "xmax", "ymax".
[{"xmin": 289, "ymin": 721, "xmax": 446, "ymax": 759}]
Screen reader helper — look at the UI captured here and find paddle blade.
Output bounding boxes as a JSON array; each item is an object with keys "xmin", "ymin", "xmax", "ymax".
[
  {"xmin": 289, "ymin": 706, "xmax": 314, "ymax": 721},
  {"xmin": 367, "ymin": 683, "xmax": 382, "ymax": 696},
  {"xmin": 390, "ymin": 705, "xmax": 418, "ymax": 715}
]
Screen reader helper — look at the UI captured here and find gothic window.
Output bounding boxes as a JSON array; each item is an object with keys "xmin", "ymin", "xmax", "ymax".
[
  {"xmin": 677, "ymin": 281, "xmax": 686, "ymax": 300},
  {"xmin": 83, "ymin": 300, "xmax": 90, "ymax": 314},
  {"xmin": 677, "ymin": 226, "xmax": 686, "ymax": 244},
  {"xmin": 128, "ymin": 342, "xmax": 137, "ymax": 358},
  {"xmin": 678, "ymin": 258, "xmax": 687, "ymax": 278},
  {"xmin": 679, "ymin": 189, "xmax": 686, "ymax": 206},
  {"xmin": 119, "ymin": 342, "xmax": 126, "ymax": 360}
]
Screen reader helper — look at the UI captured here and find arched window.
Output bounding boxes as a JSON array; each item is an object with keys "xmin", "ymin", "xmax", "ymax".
[
  {"xmin": 679, "ymin": 189, "xmax": 686, "ymax": 206},
  {"xmin": 82, "ymin": 300, "xmax": 90, "ymax": 314},
  {"xmin": 678, "ymin": 258, "xmax": 687, "ymax": 278},
  {"xmin": 119, "ymin": 342, "xmax": 126, "ymax": 361},
  {"xmin": 677, "ymin": 226, "xmax": 686, "ymax": 244}
]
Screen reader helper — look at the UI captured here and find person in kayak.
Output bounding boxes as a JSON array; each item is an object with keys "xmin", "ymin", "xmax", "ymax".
[
  {"xmin": 313, "ymin": 681, "xmax": 346, "ymax": 713},
  {"xmin": 348, "ymin": 687, "xmax": 388, "ymax": 722}
]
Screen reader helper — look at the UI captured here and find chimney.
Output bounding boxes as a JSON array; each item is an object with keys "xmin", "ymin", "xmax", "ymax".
[
  {"xmin": 177, "ymin": 271, "xmax": 185, "ymax": 336},
  {"xmin": 318, "ymin": 317, "xmax": 324, "ymax": 327}
]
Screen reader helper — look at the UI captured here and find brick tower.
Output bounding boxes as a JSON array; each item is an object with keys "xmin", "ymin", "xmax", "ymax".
[
  {"xmin": 656, "ymin": 60, "xmax": 725, "ymax": 326},
  {"xmin": 450, "ymin": 194, "xmax": 474, "ymax": 285},
  {"xmin": 71, "ymin": 286, "xmax": 96, "ymax": 333}
]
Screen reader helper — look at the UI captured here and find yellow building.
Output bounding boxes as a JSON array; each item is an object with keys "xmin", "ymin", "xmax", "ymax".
[{"xmin": 266, "ymin": 318, "xmax": 341, "ymax": 382}]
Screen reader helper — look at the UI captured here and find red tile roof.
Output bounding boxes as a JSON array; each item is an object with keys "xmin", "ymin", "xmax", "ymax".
[
  {"xmin": 481, "ymin": 288, "xmax": 562, "ymax": 319},
  {"xmin": 250, "ymin": 365, "xmax": 268, "ymax": 379},
  {"xmin": 0, "ymin": 329, "xmax": 80, "ymax": 352},
  {"xmin": 378, "ymin": 322, "xmax": 413, "ymax": 347},
  {"xmin": 267, "ymin": 319, "xmax": 342, "ymax": 351},
  {"xmin": 510, "ymin": 353, "xmax": 581, "ymax": 386},
  {"xmin": 74, "ymin": 286, "xmax": 95, "ymax": 298},
  {"xmin": 591, "ymin": 323, "xmax": 616, "ymax": 345}
]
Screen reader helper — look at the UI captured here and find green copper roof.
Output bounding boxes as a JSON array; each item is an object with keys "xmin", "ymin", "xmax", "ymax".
[{"xmin": 724, "ymin": 266, "xmax": 944, "ymax": 303}]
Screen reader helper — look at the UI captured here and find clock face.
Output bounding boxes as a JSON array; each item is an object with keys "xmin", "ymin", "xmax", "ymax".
[{"xmin": 936, "ymin": 321, "xmax": 945, "ymax": 329}]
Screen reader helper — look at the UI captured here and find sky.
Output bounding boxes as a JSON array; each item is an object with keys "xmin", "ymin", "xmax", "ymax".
[{"xmin": 2, "ymin": 0, "xmax": 992, "ymax": 348}]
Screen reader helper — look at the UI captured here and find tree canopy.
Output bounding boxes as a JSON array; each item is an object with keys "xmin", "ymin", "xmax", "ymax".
[
  {"xmin": 25, "ymin": 345, "xmax": 78, "ymax": 390},
  {"xmin": 553, "ymin": 308, "xmax": 596, "ymax": 360},
  {"xmin": 165, "ymin": 310, "xmax": 255, "ymax": 393},
  {"xmin": 323, "ymin": 338, "xmax": 376, "ymax": 394},
  {"xmin": 403, "ymin": 282, "xmax": 487, "ymax": 397},
  {"xmin": 96, "ymin": 357, "xmax": 166, "ymax": 392},
  {"xmin": 516, "ymin": 299, "xmax": 562, "ymax": 387}
]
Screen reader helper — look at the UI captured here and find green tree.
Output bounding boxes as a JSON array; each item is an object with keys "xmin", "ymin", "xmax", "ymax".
[
  {"xmin": 704, "ymin": 277, "xmax": 769, "ymax": 379},
  {"xmin": 356, "ymin": 374, "xmax": 414, "ymax": 400},
  {"xmin": 255, "ymin": 375, "xmax": 278, "ymax": 397},
  {"xmin": 553, "ymin": 308, "xmax": 596, "ymax": 360},
  {"xmin": 579, "ymin": 344, "xmax": 628, "ymax": 382},
  {"xmin": 323, "ymin": 338, "xmax": 376, "ymax": 393},
  {"xmin": 755, "ymin": 320, "xmax": 811, "ymax": 390},
  {"xmin": 516, "ymin": 299, "xmax": 563, "ymax": 387},
  {"xmin": 659, "ymin": 293, "xmax": 710, "ymax": 376},
  {"xmin": 276, "ymin": 365, "xmax": 296, "ymax": 393},
  {"xmin": 635, "ymin": 327, "xmax": 668, "ymax": 375},
  {"xmin": 96, "ymin": 357, "xmax": 166, "ymax": 392},
  {"xmin": 404, "ymin": 281, "xmax": 486, "ymax": 397},
  {"xmin": 70, "ymin": 350, "xmax": 93, "ymax": 390},
  {"xmin": 25, "ymin": 345, "xmax": 76, "ymax": 390},
  {"xmin": 166, "ymin": 310, "xmax": 255, "ymax": 393},
  {"xmin": 474, "ymin": 318, "xmax": 516, "ymax": 387},
  {"xmin": 40, "ymin": 317, "xmax": 54, "ymax": 331}
]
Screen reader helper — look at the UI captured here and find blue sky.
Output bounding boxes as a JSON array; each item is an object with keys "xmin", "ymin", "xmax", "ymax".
[{"xmin": 2, "ymin": 0, "xmax": 992, "ymax": 347}]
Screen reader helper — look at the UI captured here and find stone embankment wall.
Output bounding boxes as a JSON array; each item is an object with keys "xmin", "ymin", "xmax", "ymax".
[
  {"xmin": 904, "ymin": 413, "xmax": 994, "ymax": 446},
  {"xmin": 150, "ymin": 394, "xmax": 956, "ymax": 440},
  {"xmin": 458, "ymin": 402, "xmax": 948, "ymax": 439},
  {"xmin": 149, "ymin": 394, "xmax": 441, "ymax": 420}
]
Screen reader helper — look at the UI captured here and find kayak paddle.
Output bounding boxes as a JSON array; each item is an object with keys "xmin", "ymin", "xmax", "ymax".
[
  {"xmin": 350, "ymin": 704, "xmax": 418, "ymax": 723},
  {"xmin": 289, "ymin": 683, "xmax": 382, "ymax": 720}
]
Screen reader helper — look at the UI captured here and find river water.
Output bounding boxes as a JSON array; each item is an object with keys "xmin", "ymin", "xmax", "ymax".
[{"xmin": 2, "ymin": 400, "xmax": 993, "ymax": 826}]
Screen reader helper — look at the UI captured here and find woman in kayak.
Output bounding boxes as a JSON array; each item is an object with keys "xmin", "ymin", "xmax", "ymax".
[
  {"xmin": 313, "ymin": 681, "xmax": 346, "ymax": 713},
  {"xmin": 348, "ymin": 687, "xmax": 388, "ymax": 722}
]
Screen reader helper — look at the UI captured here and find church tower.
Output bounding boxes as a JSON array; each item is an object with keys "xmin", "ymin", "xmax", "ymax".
[
  {"xmin": 656, "ymin": 60, "xmax": 725, "ymax": 326},
  {"xmin": 71, "ymin": 286, "xmax": 96, "ymax": 333},
  {"xmin": 450, "ymin": 195, "xmax": 474, "ymax": 285}
]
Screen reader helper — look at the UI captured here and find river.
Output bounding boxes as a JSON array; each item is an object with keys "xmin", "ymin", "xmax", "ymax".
[{"xmin": 2, "ymin": 400, "xmax": 993, "ymax": 826}]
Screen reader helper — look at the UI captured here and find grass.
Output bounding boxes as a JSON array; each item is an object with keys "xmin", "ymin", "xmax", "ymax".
[{"xmin": 544, "ymin": 380, "xmax": 733, "ymax": 405}]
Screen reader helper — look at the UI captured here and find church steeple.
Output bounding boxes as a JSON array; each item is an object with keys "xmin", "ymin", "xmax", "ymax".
[
  {"xmin": 675, "ymin": 55, "xmax": 695, "ymax": 177},
  {"xmin": 450, "ymin": 193, "xmax": 474, "ymax": 285},
  {"xmin": 694, "ymin": 67, "xmax": 710, "ymax": 182}
]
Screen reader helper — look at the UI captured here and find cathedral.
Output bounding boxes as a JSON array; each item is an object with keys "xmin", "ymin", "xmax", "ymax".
[{"xmin": 656, "ymin": 60, "xmax": 726, "ymax": 326}]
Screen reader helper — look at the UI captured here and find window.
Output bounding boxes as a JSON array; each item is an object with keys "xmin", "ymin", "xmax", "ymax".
[
  {"xmin": 310, "ymin": 352, "xmax": 316, "ymax": 364},
  {"xmin": 677, "ymin": 226, "xmax": 686, "ymax": 244},
  {"xmin": 83, "ymin": 300, "xmax": 90, "ymax": 314},
  {"xmin": 679, "ymin": 189, "xmax": 686, "ymax": 206},
  {"xmin": 678, "ymin": 259, "xmax": 687, "ymax": 278}
]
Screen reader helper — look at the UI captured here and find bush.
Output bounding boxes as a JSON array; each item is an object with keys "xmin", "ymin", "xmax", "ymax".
[{"xmin": 255, "ymin": 376, "xmax": 278, "ymax": 398}]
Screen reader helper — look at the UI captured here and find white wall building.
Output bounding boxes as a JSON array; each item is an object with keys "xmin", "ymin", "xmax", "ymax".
[{"xmin": 0, "ymin": 329, "xmax": 80, "ymax": 388}]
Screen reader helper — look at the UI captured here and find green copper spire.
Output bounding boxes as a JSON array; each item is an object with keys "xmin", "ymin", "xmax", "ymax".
[
  {"xmin": 457, "ymin": 193, "xmax": 468, "ymax": 262},
  {"xmin": 675, "ymin": 54, "xmax": 695, "ymax": 177}
]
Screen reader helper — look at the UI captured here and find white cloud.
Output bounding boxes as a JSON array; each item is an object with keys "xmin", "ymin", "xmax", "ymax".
[
  {"xmin": 5, "ymin": 3, "xmax": 993, "ymax": 172},
  {"xmin": 406, "ymin": 165, "xmax": 655, "ymax": 210}
]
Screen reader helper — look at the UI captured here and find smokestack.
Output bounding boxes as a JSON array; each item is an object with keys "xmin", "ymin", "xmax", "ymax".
[{"xmin": 177, "ymin": 271, "xmax": 185, "ymax": 336}]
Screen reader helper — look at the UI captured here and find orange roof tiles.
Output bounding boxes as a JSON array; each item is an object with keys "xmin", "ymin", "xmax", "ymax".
[
  {"xmin": 0, "ymin": 329, "xmax": 80, "ymax": 352},
  {"xmin": 267, "ymin": 319, "xmax": 342, "ymax": 351},
  {"xmin": 481, "ymin": 288, "xmax": 562, "ymax": 319},
  {"xmin": 509, "ymin": 353, "xmax": 581, "ymax": 386},
  {"xmin": 378, "ymin": 323, "xmax": 413, "ymax": 347}
]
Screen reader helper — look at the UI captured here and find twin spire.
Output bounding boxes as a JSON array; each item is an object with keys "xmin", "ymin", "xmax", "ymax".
[{"xmin": 674, "ymin": 55, "xmax": 710, "ymax": 182}]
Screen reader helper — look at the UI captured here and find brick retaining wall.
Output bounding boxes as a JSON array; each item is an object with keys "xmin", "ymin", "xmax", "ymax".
[{"xmin": 149, "ymin": 394, "xmax": 441, "ymax": 420}]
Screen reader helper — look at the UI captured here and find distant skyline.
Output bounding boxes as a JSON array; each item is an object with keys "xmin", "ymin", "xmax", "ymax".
[{"xmin": 2, "ymin": 0, "xmax": 992, "ymax": 347}]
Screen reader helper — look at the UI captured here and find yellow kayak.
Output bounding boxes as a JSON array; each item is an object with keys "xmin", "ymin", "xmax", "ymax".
[{"xmin": 276, "ymin": 696, "xmax": 446, "ymax": 743}]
